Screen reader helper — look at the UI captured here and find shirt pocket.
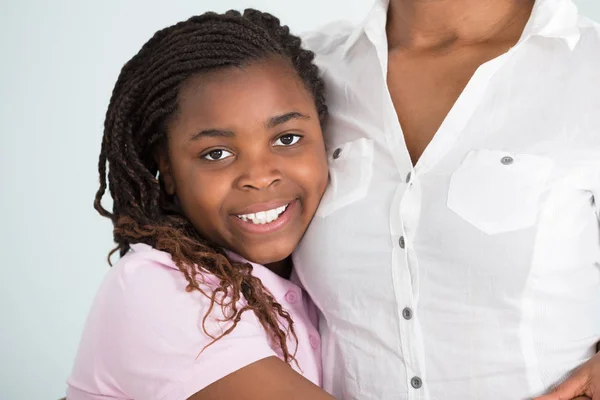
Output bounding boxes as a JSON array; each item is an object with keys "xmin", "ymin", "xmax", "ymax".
[
  {"xmin": 447, "ymin": 149, "xmax": 554, "ymax": 235},
  {"xmin": 316, "ymin": 138, "xmax": 374, "ymax": 218}
]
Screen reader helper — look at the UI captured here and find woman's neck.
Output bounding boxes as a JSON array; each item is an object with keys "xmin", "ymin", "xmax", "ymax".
[{"xmin": 386, "ymin": 0, "xmax": 535, "ymax": 50}]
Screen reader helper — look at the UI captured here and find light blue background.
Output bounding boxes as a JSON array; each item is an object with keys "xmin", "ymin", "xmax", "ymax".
[{"xmin": 1, "ymin": 1, "xmax": 599, "ymax": 399}]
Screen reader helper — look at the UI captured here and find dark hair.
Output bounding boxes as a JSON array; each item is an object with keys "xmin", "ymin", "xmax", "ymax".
[{"xmin": 94, "ymin": 9, "xmax": 327, "ymax": 364}]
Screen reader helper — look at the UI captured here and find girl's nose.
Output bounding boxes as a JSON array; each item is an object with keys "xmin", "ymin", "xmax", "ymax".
[{"xmin": 235, "ymin": 154, "xmax": 283, "ymax": 191}]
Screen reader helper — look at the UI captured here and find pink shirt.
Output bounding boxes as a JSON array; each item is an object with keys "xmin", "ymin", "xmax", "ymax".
[{"xmin": 66, "ymin": 243, "xmax": 322, "ymax": 400}]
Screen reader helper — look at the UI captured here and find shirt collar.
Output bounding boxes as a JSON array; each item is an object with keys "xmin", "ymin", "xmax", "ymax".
[
  {"xmin": 129, "ymin": 243, "xmax": 299, "ymax": 299},
  {"xmin": 343, "ymin": 0, "xmax": 389, "ymax": 56},
  {"xmin": 343, "ymin": 0, "xmax": 581, "ymax": 57},
  {"xmin": 519, "ymin": 0, "xmax": 581, "ymax": 48}
]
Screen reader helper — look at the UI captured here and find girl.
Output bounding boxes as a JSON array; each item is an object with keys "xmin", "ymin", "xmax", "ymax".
[{"xmin": 67, "ymin": 9, "xmax": 335, "ymax": 400}]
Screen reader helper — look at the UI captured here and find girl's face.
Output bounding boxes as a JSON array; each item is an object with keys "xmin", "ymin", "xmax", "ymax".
[{"xmin": 157, "ymin": 57, "xmax": 328, "ymax": 269}]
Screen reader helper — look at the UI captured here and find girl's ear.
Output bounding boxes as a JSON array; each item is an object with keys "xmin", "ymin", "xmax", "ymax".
[{"xmin": 154, "ymin": 146, "xmax": 176, "ymax": 196}]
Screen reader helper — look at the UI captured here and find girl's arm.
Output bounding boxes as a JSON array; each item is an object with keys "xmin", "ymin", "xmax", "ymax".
[{"xmin": 189, "ymin": 357, "xmax": 335, "ymax": 400}]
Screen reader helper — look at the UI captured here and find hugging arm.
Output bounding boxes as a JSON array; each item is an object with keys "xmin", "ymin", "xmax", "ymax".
[{"xmin": 188, "ymin": 357, "xmax": 335, "ymax": 400}]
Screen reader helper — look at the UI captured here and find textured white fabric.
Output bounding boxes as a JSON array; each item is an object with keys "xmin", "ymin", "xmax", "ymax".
[{"xmin": 295, "ymin": 0, "xmax": 600, "ymax": 398}]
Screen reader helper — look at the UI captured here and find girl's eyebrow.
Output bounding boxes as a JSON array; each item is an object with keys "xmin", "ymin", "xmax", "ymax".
[
  {"xmin": 189, "ymin": 129, "xmax": 235, "ymax": 141},
  {"xmin": 189, "ymin": 112, "xmax": 310, "ymax": 141},
  {"xmin": 266, "ymin": 111, "xmax": 310, "ymax": 129}
]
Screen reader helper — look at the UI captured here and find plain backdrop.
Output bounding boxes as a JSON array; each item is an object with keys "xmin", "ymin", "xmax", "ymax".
[{"xmin": 1, "ymin": 1, "xmax": 599, "ymax": 399}]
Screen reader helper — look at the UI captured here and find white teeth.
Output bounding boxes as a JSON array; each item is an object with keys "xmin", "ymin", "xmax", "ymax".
[
  {"xmin": 266, "ymin": 209, "xmax": 278, "ymax": 223},
  {"xmin": 255, "ymin": 211, "xmax": 267, "ymax": 225},
  {"xmin": 237, "ymin": 204, "xmax": 289, "ymax": 225}
]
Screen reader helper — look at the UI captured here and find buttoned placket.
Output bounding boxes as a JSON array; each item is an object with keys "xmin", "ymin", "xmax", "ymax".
[
  {"xmin": 361, "ymin": 12, "xmax": 428, "ymax": 398},
  {"xmin": 361, "ymin": 6, "xmax": 528, "ymax": 397}
]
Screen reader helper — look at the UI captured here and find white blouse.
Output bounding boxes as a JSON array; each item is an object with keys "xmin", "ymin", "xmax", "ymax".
[{"xmin": 294, "ymin": 0, "xmax": 600, "ymax": 398}]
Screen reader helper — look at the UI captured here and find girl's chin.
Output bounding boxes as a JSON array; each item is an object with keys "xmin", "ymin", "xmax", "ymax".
[{"xmin": 232, "ymin": 241, "xmax": 293, "ymax": 265}]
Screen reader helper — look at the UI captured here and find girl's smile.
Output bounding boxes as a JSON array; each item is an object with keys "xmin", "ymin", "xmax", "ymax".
[{"xmin": 231, "ymin": 198, "xmax": 298, "ymax": 234}]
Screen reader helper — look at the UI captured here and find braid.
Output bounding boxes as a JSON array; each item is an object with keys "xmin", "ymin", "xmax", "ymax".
[{"xmin": 95, "ymin": 9, "xmax": 327, "ymax": 365}]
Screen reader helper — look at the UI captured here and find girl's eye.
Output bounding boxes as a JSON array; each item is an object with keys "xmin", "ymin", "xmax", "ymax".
[
  {"xmin": 274, "ymin": 134, "xmax": 302, "ymax": 147},
  {"xmin": 202, "ymin": 149, "xmax": 233, "ymax": 161}
]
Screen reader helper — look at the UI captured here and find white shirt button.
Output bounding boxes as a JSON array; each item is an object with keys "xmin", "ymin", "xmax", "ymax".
[
  {"xmin": 333, "ymin": 148, "xmax": 342, "ymax": 159},
  {"xmin": 399, "ymin": 236, "xmax": 405, "ymax": 249},
  {"xmin": 501, "ymin": 156, "xmax": 514, "ymax": 165},
  {"xmin": 411, "ymin": 376, "xmax": 423, "ymax": 389}
]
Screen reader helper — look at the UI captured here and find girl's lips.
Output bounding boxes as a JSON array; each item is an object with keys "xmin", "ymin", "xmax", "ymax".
[{"xmin": 231, "ymin": 199, "xmax": 298, "ymax": 235}]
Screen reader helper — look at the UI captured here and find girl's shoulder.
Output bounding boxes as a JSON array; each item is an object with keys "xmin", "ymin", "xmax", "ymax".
[
  {"xmin": 111, "ymin": 242, "xmax": 208, "ymax": 291},
  {"xmin": 97, "ymin": 243, "xmax": 227, "ymax": 332},
  {"xmin": 68, "ymin": 244, "xmax": 280, "ymax": 399}
]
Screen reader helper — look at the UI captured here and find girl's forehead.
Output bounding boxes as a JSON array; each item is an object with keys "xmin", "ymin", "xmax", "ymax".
[
  {"xmin": 172, "ymin": 57, "xmax": 315, "ymax": 129},
  {"xmin": 179, "ymin": 57, "xmax": 302, "ymax": 99}
]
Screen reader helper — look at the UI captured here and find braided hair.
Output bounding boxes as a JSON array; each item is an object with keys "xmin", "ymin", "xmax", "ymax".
[{"xmin": 94, "ymin": 9, "xmax": 327, "ymax": 364}]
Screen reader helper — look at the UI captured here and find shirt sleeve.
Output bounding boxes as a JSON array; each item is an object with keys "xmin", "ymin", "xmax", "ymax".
[{"xmin": 67, "ymin": 252, "xmax": 277, "ymax": 400}]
